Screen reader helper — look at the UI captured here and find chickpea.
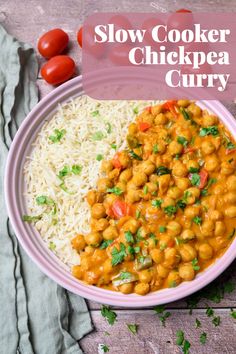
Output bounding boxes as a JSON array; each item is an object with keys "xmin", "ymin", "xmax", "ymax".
[
  {"xmin": 119, "ymin": 283, "xmax": 134, "ymax": 294},
  {"xmin": 225, "ymin": 206, "xmax": 236, "ymax": 218},
  {"xmin": 151, "ymin": 104, "xmax": 162, "ymax": 116},
  {"xmin": 221, "ymin": 161, "xmax": 234, "ymax": 175},
  {"xmin": 213, "ymin": 184, "xmax": 225, "ymax": 195},
  {"xmin": 149, "ymin": 174, "xmax": 159, "ymax": 184},
  {"xmin": 103, "ymin": 259, "xmax": 113, "ymax": 273},
  {"xmin": 156, "ymin": 141, "xmax": 166, "ymax": 154},
  {"xmin": 132, "ymin": 172, "xmax": 148, "ymax": 187},
  {"xmin": 87, "ymin": 190, "xmax": 103, "ymax": 206},
  {"xmin": 185, "ymin": 160, "xmax": 199, "ymax": 172},
  {"xmin": 126, "ymin": 189, "xmax": 141, "ymax": 204},
  {"xmin": 150, "ymin": 249, "xmax": 164, "ymax": 264},
  {"xmin": 103, "ymin": 225, "xmax": 118, "ymax": 240},
  {"xmin": 71, "ymin": 234, "xmax": 86, "ymax": 251},
  {"xmin": 164, "ymin": 248, "xmax": 178, "ymax": 268},
  {"xmin": 146, "ymin": 182, "xmax": 158, "ymax": 194},
  {"xmin": 134, "ymin": 282, "xmax": 150, "ymax": 295},
  {"xmin": 201, "ymin": 220, "xmax": 215, "ymax": 237},
  {"xmin": 122, "ymin": 218, "xmax": 140, "ymax": 234},
  {"xmin": 167, "ymin": 221, "xmax": 182, "ymax": 236},
  {"xmin": 103, "ymin": 194, "xmax": 117, "ymax": 210},
  {"xmin": 84, "ymin": 232, "xmax": 102, "ymax": 246},
  {"xmin": 72, "ymin": 265, "xmax": 83, "ymax": 279},
  {"xmin": 168, "ymin": 141, "xmax": 183, "ymax": 156},
  {"xmin": 179, "ymin": 244, "xmax": 197, "ymax": 262},
  {"xmin": 185, "ymin": 187, "xmax": 200, "ymax": 205},
  {"xmin": 119, "ymin": 168, "xmax": 133, "ymax": 183},
  {"xmin": 167, "ymin": 271, "xmax": 181, "ymax": 287},
  {"xmin": 209, "ymin": 210, "xmax": 223, "ymax": 221},
  {"xmin": 93, "ymin": 218, "xmax": 109, "ymax": 232},
  {"xmin": 108, "ymin": 168, "xmax": 120, "ymax": 180},
  {"xmin": 128, "ymin": 123, "xmax": 138, "ymax": 135},
  {"xmin": 177, "ymin": 99, "xmax": 190, "ymax": 107},
  {"xmin": 201, "ymin": 140, "xmax": 215, "ymax": 155},
  {"xmin": 181, "ymin": 229, "xmax": 195, "ymax": 241},
  {"xmin": 184, "ymin": 205, "xmax": 200, "ymax": 219},
  {"xmin": 91, "ymin": 203, "xmax": 106, "ymax": 219},
  {"xmin": 97, "ymin": 178, "xmax": 113, "ymax": 193},
  {"xmin": 175, "ymin": 177, "xmax": 190, "ymax": 190},
  {"xmin": 179, "ymin": 263, "xmax": 195, "ymax": 281},
  {"xmin": 158, "ymin": 174, "xmax": 171, "ymax": 194},
  {"xmin": 115, "ymin": 181, "xmax": 126, "ymax": 193},
  {"xmin": 167, "ymin": 186, "xmax": 182, "ymax": 199},
  {"xmin": 214, "ymin": 221, "xmax": 226, "ymax": 236},
  {"xmin": 157, "ymin": 264, "xmax": 169, "ymax": 278},
  {"xmin": 204, "ymin": 154, "xmax": 219, "ymax": 172},
  {"xmin": 138, "ymin": 269, "xmax": 153, "ymax": 283},
  {"xmin": 101, "ymin": 160, "xmax": 113, "ymax": 174},
  {"xmin": 198, "ymin": 243, "xmax": 213, "ymax": 260},
  {"xmin": 224, "ymin": 192, "xmax": 236, "ymax": 203},
  {"xmin": 202, "ymin": 114, "xmax": 218, "ymax": 127},
  {"xmin": 172, "ymin": 160, "xmax": 188, "ymax": 177},
  {"xmin": 227, "ymin": 175, "xmax": 236, "ymax": 191},
  {"xmin": 187, "ymin": 103, "xmax": 202, "ymax": 117},
  {"xmin": 118, "ymin": 151, "xmax": 131, "ymax": 169},
  {"xmin": 141, "ymin": 160, "xmax": 156, "ymax": 175},
  {"xmin": 155, "ymin": 113, "xmax": 168, "ymax": 125}
]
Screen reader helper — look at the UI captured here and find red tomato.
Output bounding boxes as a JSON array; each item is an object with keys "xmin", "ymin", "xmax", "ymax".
[
  {"xmin": 138, "ymin": 122, "xmax": 151, "ymax": 132},
  {"xmin": 41, "ymin": 55, "xmax": 75, "ymax": 85},
  {"xmin": 199, "ymin": 169, "xmax": 209, "ymax": 189},
  {"xmin": 38, "ymin": 29, "xmax": 69, "ymax": 58},
  {"xmin": 111, "ymin": 199, "xmax": 131, "ymax": 219},
  {"xmin": 226, "ymin": 148, "xmax": 236, "ymax": 155},
  {"xmin": 176, "ymin": 9, "xmax": 192, "ymax": 13},
  {"xmin": 77, "ymin": 27, "xmax": 82, "ymax": 47},
  {"xmin": 112, "ymin": 152, "xmax": 122, "ymax": 169},
  {"xmin": 162, "ymin": 100, "xmax": 179, "ymax": 118}
]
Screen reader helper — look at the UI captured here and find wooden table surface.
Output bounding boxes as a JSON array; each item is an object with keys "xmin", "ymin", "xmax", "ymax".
[{"xmin": 2, "ymin": 0, "xmax": 236, "ymax": 353}]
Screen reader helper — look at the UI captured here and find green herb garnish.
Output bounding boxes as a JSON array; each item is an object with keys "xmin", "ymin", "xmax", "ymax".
[
  {"xmin": 200, "ymin": 332, "xmax": 207, "ymax": 345},
  {"xmin": 91, "ymin": 110, "xmax": 99, "ymax": 117},
  {"xmin": 96, "ymin": 154, "xmax": 103, "ymax": 161},
  {"xmin": 99, "ymin": 344, "xmax": 109, "ymax": 353},
  {"xmin": 231, "ymin": 308, "xmax": 236, "ymax": 319},
  {"xmin": 192, "ymin": 216, "xmax": 202, "ymax": 225},
  {"xmin": 125, "ymin": 231, "xmax": 135, "ymax": 244},
  {"xmin": 111, "ymin": 143, "xmax": 117, "ymax": 150},
  {"xmin": 192, "ymin": 258, "xmax": 200, "ymax": 271},
  {"xmin": 72, "ymin": 164, "xmax": 82, "ymax": 175},
  {"xmin": 176, "ymin": 200, "xmax": 186, "ymax": 210},
  {"xmin": 92, "ymin": 131, "xmax": 105, "ymax": 141},
  {"xmin": 49, "ymin": 129, "xmax": 66, "ymax": 143},
  {"xmin": 111, "ymin": 243, "xmax": 126, "ymax": 266},
  {"xmin": 180, "ymin": 107, "xmax": 191, "ymax": 121},
  {"xmin": 164, "ymin": 205, "xmax": 177, "ymax": 216},
  {"xmin": 106, "ymin": 122, "xmax": 112, "ymax": 134},
  {"xmin": 199, "ymin": 126, "xmax": 219, "ymax": 137},
  {"xmin": 100, "ymin": 240, "xmax": 113, "ymax": 249},
  {"xmin": 190, "ymin": 173, "xmax": 200, "ymax": 186},
  {"xmin": 22, "ymin": 215, "xmax": 42, "ymax": 222},
  {"xmin": 133, "ymin": 107, "xmax": 139, "ymax": 114},
  {"xmin": 127, "ymin": 323, "xmax": 138, "ymax": 335},
  {"xmin": 153, "ymin": 144, "xmax": 158, "ymax": 154},
  {"xmin": 159, "ymin": 226, "xmax": 166, "ymax": 233},
  {"xmin": 58, "ymin": 166, "xmax": 70, "ymax": 178},
  {"xmin": 212, "ymin": 316, "xmax": 221, "ymax": 326},
  {"xmin": 195, "ymin": 318, "xmax": 201, "ymax": 328},
  {"xmin": 101, "ymin": 305, "xmax": 117, "ymax": 325},
  {"xmin": 107, "ymin": 187, "xmax": 123, "ymax": 196},
  {"xmin": 152, "ymin": 199, "xmax": 163, "ymax": 208},
  {"xmin": 176, "ymin": 330, "xmax": 191, "ymax": 354},
  {"xmin": 143, "ymin": 185, "xmax": 148, "ymax": 195},
  {"xmin": 189, "ymin": 167, "xmax": 200, "ymax": 173},
  {"xmin": 154, "ymin": 305, "xmax": 171, "ymax": 327},
  {"xmin": 177, "ymin": 136, "xmax": 188, "ymax": 147},
  {"xmin": 156, "ymin": 166, "xmax": 171, "ymax": 175},
  {"xmin": 129, "ymin": 150, "xmax": 142, "ymax": 160},
  {"xmin": 49, "ymin": 241, "xmax": 56, "ymax": 251}
]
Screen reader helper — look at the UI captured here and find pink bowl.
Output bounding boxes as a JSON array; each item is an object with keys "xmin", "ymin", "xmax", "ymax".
[{"xmin": 4, "ymin": 75, "xmax": 236, "ymax": 307}]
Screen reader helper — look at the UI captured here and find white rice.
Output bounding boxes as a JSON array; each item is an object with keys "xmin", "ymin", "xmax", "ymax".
[{"xmin": 24, "ymin": 96, "xmax": 161, "ymax": 266}]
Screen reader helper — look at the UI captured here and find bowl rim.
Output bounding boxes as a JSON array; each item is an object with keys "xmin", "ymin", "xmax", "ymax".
[{"xmin": 4, "ymin": 75, "xmax": 236, "ymax": 307}]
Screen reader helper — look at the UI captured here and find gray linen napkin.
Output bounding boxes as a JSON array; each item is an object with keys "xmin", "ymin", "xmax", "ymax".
[{"xmin": 0, "ymin": 25, "xmax": 93, "ymax": 354}]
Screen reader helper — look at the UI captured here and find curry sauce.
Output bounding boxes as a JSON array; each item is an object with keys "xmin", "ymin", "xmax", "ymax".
[{"xmin": 71, "ymin": 100, "xmax": 236, "ymax": 295}]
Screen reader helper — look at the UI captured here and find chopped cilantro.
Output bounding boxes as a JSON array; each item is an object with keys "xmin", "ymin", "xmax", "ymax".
[
  {"xmin": 125, "ymin": 231, "xmax": 135, "ymax": 244},
  {"xmin": 189, "ymin": 167, "xmax": 200, "ymax": 173},
  {"xmin": 176, "ymin": 330, "xmax": 184, "ymax": 345},
  {"xmin": 176, "ymin": 331, "xmax": 191, "ymax": 354},
  {"xmin": 153, "ymin": 144, "xmax": 158, "ymax": 154},
  {"xmin": 176, "ymin": 199, "xmax": 186, "ymax": 210},
  {"xmin": 129, "ymin": 150, "xmax": 142, "ymax": 160},
  {"xmin": 169, "ymin": 280, "xmax": 177, "ymax": 288},
  {"xmin": 133, "ymin": 107, "xmax": 139, "ymax": 114},
  {"xmin": 195, "ymin": 318, "xmax": 201, "ymax": 328},
  {"xmin": 152, "ymin": 199, "xmax": 163, "ymax": 208},
  {"xmin": 192, "ymin": 258, "xmax": 200, "ymax": 271},
  {"xmin": 49, "ymin": 241, "xmax": 56, "ymax": 251},
  {"xmin": 199, "ymin": 126, "xmax": 219, "ymax": 137},
  {"xmin": 127, "ymin": 323, "xmax": 138, "ymax": 335},
  {"xmin": 143, "ymin": 185, "xmax": 148, "ymax": 195},
  {"xmin": 111, "ymin": 143, "xmax": 117, "ymax": 150},
  {"xmin": 164, "ymin": 205, "xmax": 177, "ymax": 216},
  {"xmin": 91, "ymin": 110, "xmax": 99, "ymax": 117},
  {"xmin": 92, "ymin": 131, "xmax": 105, "ymax": 141},
  {"xmin": 100, "ymin": 240, "xmax": 113, "ymax": 249},
  {"xmin": 206, "ymin": 306, "xmax": 214, "ymax": 317},
  {"xmin": 106, "ymin": 122, "xmax": 112, "ymax": 134},
  {"xmin": 177, "ymin": 136, "xmax": 188, "ymax": 147},
  {"xmin": 223, "ymin": 281, "xmax": 235, "ymax": 293},
  {"xmin": 226, "ymin": 141, "xmax": 236, "ymax": 150},
  {"xmin": 230, "ymin": 308, "xmax": 236, "ymax": 319},
  {"xmin": 135, "ymin": 210, "xmax": 141, "ymax": 219},
  {"xmin": 200, "ymin": 332, "xmax": 207, "ymax": 345},
  {"xmin": 154, "ymin": 305, "xmax": 171, "ymax": 327},
  {"xmin": 101, "ymin": 305, "xmax": 117, "ymax": 325},
  {"xmin": 156, "ymin": 166, "xmax": 171, "ymax": 175},
  {"xmin": 107, "ymin": 187, "xmax": 123, "ymax": 196},
  {"xmin": 36, "ymin": 195, "xmax": 55, "ymax": 206},
  {"xmin": 58, "ymin": 165, "xmax": 70, "ymax": 178},
  {"xmin": 71, "ymin": 164, "xmax": 82, "ymax": 175},
  {"xmin": 180, "ymin": 107, "xmax": 191, "ymax": 121},
  {"xmin": 111, "ymin": 243, "xmax": 126, "ymax": 266},
  {"xmin": 99, "ymin": 344, "xmax": 109, "ymax": 353},
  {"xmin": 49, "ymin": 129, "xmax": 66, "ymax": 143},
  {"xmin": 192, "ymin": 216, "xmax": 202, "ymax": 225},
  {"xmin": 96, "ymin": 154, "xmax": 103, "ymax": 161},
  {"xmin": 22, "ymin": 215, "xmax": 42, "ymax": 222},
  {"xmin": 212, "ymin": 315, "xmax": 221, "ymax": 326},
  {"xmin": 159, "ymin": 225, "xmax": 166, "ymax": 233},
  {"xmin": 190, "ymin": 173, "xmax": 200, "ymax": 186},
  {"xmin": 120, "ymin": 271, "xmax": 132, "ymax": 280}
]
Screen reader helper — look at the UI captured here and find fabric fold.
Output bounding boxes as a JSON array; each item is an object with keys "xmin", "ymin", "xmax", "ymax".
[{"xmin": 0, "ymin": 24, "xmax": 92, "ymax": 354}]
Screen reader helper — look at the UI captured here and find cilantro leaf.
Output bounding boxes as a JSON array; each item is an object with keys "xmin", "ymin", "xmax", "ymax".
[
  {"xmin": 156, "ymin": 166, "xmax": 171, "ymax": 175},
  {"xmin": 100, "ymin": 240, "xmax": 113, "ymax": 249},
  {"xmin": 71, "ymin": 164, "xmax": 82, "ymax": 175},
  {"xmin": 22, "ymin": 214, "xmax": 42, "ymax": 222},
  {"xmin": 101, "ymin": 305, "xmax": 117, "ymax": 325},
  {"xmin": 129, "ymin": 150, "xmax": 142, "ymax": 160},
  {"xmin": 200, "ymin": 332, "xmax": 207, "ymax": 345},
  {"xmin": 111, "ymin": 243, "xmax": 126, "ymax": 266},
  {"xmin": 91, "ymin": 110, "xmax": 99, "ymax": 117},
  {"xmin": 199, "ymin": 126, "xmax": 219, "ymax": 137},
  {"xmin": 164, "ymin": 205, "xmax": 177, "ymax": 216},
  {"xmin": 49, "ymin": 241, "xmax": 56, "ymax": 251},
  {"xmin": 49, "ymin": 129, "xmax": 66, "ymax": 143},
  {"xmin": 190, "ymin": 173, "xmax": 200, "ymax": 186},
  {"xmin": 127, "ymin": 323, "xmax": 138, "ymax": 335},
  {"xmin": 152, "ymin": 199, "xmax": 163, "ymax": 208},
  {"xmin": 192, "ymin": 258, "xmax": 200, "ymax": 271},
  {"xmin": 125, "ymin": 231, "xmax": 135, "ymax": 244},
  {"xmin": 177, "ymin": 136, "xmax": 188, "ymax": 147},
  {"xmin": 107, "ymin": 187, "xmax": 123, "ymax": 196},
  {"xmin": 192, "ymin": 216, "xmax": 202, "ymax": 225},
  {"xmin": 92, "ymin": 131, "xmax": 105, "ymax": 141}
]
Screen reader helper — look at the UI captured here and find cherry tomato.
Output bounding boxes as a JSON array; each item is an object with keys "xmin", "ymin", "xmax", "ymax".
[
  {"xmin": 38, "ymin": 29, "xmax": 69, "ymax": 58},
  {"xmin": 77, "ymin": 27, "xmax": 82, "ymax": 47},
  {"xmin": 41, "ymin": 55, "xmax": 75, "ymax": 85},
  {"xmin": 199, "ymin": 169, "xmax": 209, "ymax": 189},
  {"xmin": 138, "ymin": 122, "xmax": 151, "ymax": 132},
  {"xmin": 111, "ymin": 199, "xmax": 131, "ymax": 219}
]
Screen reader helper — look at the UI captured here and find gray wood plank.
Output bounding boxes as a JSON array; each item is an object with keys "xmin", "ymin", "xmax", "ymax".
[{"xmin": 80, "ymin": 309, "xmax": 236, "ymax": 354}]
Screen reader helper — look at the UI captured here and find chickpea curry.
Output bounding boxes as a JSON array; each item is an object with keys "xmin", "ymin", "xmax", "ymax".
[{"xmin": 71, "ymin": 100, "xmax": 236, "ymax": 296}]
